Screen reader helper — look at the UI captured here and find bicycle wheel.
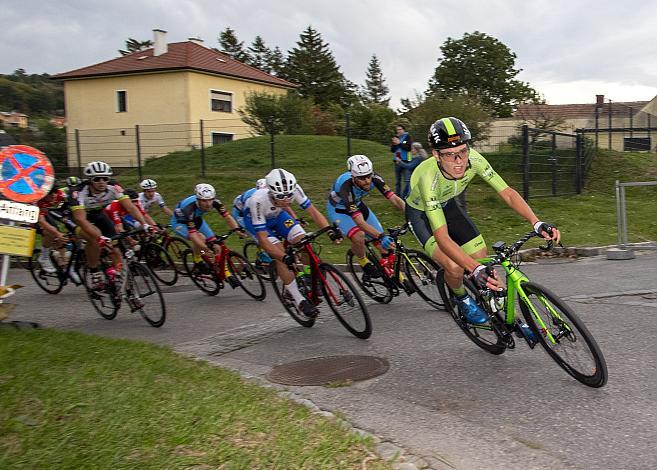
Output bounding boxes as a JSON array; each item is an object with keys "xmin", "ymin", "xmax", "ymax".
[
  {"xmin": 164, "ymin": 236, "xmax": 191, "ymax": 275},
  {"xmin": 402, "ymin": 250, "xmax": 444, "ymax": 310},
  {"xmin": 437, "ymin": 273, "xmax": 506, "ymax": 355},
  {"xmin": 127, "ymin": 262, "xmax": 166, "ymax": 328},
  {"xmin": 319, "ymin": 262, "xmax": 372, "ymax": 339},
  {"xmin": 182, "ymin": 249, "xmax": 220, "ymax": 295},
  {"xmin": 346, "ymin": 249, "xmax": 393, "ymax": 304},
  {"xmin": 82, "ymin": 266, "xmax": 119, "ymax": 320},
  {"xmin": 28, "ymin": 249, "xmax": 64, "ymax": 295},
  {"xmin": 227, "ymin": 251, "xmax": 266, "ymax": 300},
  {"xmin": 243, "ymin": 240, "xmax": 273, "ymax": 281},
  {"xmin": 518, "ymin": 281, "xmax": 607, "ymax": 388},
  {"xmin": 269, "ymin": 263, "xmax": 315, "ymax": 328},
  {"xmin": 143, "ymin": 243, "xmax": 178, "ymax": 286}
]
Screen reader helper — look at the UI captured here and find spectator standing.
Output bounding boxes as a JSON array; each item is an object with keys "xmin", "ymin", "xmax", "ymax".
[{"xmin": 390, "ymin": 124, "xmax": 413, "ymax": 198}]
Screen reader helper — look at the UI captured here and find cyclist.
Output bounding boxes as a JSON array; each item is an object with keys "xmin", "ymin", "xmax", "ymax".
[
  {"xmin": 104, "ymin": 188, "xmax": 156, "ymax": 234},
  {"xmin": 138, "ymin": 178, "xmax": 173, "ymax": 218},
  {"xmin": 171, "ymin": 183, "xmax": 245, "ymax": 286},
  {"xmin": 35, "ymin": 186, "xmax": 74, "ymax": 275},
  {"xmin": 244, "ymin": 168, "xmax": 343, "ymax": 318},
  {"xmin": 231, "ymin": 178, "xmax": 268, "ymax": 229},
  {"xmin": 327, "ymin": 155, "xmax": 405, "ymax": 279},
  {"xmin": 70, "ymin": 161, "xmax": 149, "ymax": 290},
  {"xmin": 405, "ymin": 117, "xmax": 560, "ymax": 325}
]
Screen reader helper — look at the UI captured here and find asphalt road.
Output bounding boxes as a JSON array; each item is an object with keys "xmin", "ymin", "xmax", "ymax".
[{"xmin": 5, "ymin": 251, "xmax": 657, "ymax": 470}]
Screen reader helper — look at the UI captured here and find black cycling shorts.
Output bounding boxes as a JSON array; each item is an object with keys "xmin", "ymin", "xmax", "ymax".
[{"xmin": 87, "ymin": 210, "xmax": 117, "ymax": 238}]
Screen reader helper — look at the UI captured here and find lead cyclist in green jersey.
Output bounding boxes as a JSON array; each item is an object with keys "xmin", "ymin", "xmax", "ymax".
[{"xmin": 405, "ymin": 117, "xmax": 561, "ymax": 325}]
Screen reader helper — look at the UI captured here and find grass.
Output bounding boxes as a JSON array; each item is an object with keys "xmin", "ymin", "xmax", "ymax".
[
  {"xmin": 0, "ymin": 329, "xmax": 388, "ymax": 469},
  {"xmin": 115, "ymin": 135, "xmax": 657, "ymax": 260}
]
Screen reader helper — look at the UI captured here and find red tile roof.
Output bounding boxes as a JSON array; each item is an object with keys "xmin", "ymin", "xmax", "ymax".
[
  {"xmin": 514, "ymin": 101, "xmax": 651, "ymax": 120},
  {"xmin": 53, "ymin": 41, "xmax": 297, "ymax": 89}
]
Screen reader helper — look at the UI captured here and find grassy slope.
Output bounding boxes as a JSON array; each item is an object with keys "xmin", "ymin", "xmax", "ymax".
[{"xmin": 117, "ymin": 135, "xmax": 657, "ymax": 260}]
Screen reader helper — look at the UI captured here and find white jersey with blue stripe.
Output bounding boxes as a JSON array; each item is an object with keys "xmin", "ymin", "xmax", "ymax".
[{"xmin": 245, "ymin": 187, "xmax": 311, "ymax": 231}]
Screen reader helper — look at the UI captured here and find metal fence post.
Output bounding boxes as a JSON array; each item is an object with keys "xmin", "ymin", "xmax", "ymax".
[
  {"xmin": 608, "ymin": 100, "xmax": 613, "ymax": 149},
  {"xmin": 199, "ymin": 119, "xmax": 206, "ymax": 177},
  {"xmin": 74, "ymin": 128, "xmax": 82, "ymax": 177},
  {"xmin": 550, "ymin": 133, "xmax": 557, "ymax": 196},
  {"xmin": 135, "ymin": 125, "xmax": 143, "ymax": 181},
  {"xmin": 575, "ymin": 133, "xmax": 583, "ymax": 194},
  {"xmin": 522, "ymin": 124, "xmax": 530, "ymax": 200},
  {"xmin": 269, "ymin": 118, "xmax": 275, "ymax": 169},
  {"xmin": 345, "ymin": 112, "xmax": 352, "ymax": 157}
]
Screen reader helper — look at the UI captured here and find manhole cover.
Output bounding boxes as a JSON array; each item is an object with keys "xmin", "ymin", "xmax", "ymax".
[{"xmin": 267, "ymin": 355, "xmax": 389, "ymax": 386}]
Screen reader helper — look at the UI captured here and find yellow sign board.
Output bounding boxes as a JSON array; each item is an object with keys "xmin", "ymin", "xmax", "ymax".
[{"xmin": 0, "ymin": 224, "xmax": 36, "ymax": 257}]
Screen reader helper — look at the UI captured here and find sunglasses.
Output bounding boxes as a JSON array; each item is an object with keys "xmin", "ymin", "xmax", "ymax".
[
  {"xmin": 355, "ymin": 174, "xmax": 372, "ymax": 181},
  {"xmin": 92, "ymin": 176, "xmax": 110, "ymax": 182},
  {"xmin": 272, "ymin": 192, "xmax": 294, "ymax": 200},
  {"xmin": 438, "ymin": 147, "xmax": 470, "ymax": 162}
]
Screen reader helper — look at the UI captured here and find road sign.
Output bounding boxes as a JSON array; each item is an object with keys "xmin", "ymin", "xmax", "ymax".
[
  {"xmin": 0, "ymin": 224, "xmax": 36, "ymax": 257},
  {"xmin": 0, "ymin": 200, "xmax": 39, "ymax": 224},
  {"xmin": 0, "ymin": 145, "xmax": 55, "ymax": 204}
]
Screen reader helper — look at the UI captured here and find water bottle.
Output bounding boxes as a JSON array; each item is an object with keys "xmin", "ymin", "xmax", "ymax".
[
  {"xmin": 64, "ymin": 242, "xmax": 73, "ymax": 263},
  {"xmin": 379, "ymin": 253, "xmax": 395, "ymax": 277}
]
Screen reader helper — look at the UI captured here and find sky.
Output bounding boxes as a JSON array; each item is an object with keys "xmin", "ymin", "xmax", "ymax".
[{"xmin": 3, "ymin": 0, "xmax": 657, "ymax": 109}]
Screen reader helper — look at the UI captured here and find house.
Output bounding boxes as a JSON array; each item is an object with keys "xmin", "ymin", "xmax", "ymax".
[
  {"xmin": 48, "ymin": 117, "xmax": 66, "ymax": 128},
  {"xmin": 54, "ymin": 29, "xmax": 297, "ymax": 168},
  {"xmin": 0, "ymin": 112, "xmax": 28, "ymax": 129}
]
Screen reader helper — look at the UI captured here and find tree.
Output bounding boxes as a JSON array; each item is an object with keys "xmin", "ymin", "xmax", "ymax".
[
  {"xmin": 266, "ymin": 46, "xmax": 286, "ymax": 77},
  {"xmin": 119, "ymin": 38, "xmax": 153, "ymax": 56},
  {"xmin": 361, "ymin": 55, "xmax": 390, "ymax": 106},
  {"xmin": 284, "ymin": 26, "xmax": 356, "ymax": 108},
  {"xmin": 348, "ymin": 103, "xmax": 396, "ymax": 144},
  {"xmin": 247, "ymin": 36, "xmax": 271, "ymax": 72},
  {"xmin": 238, "ymin": 91, "xmax": 316, "ymax": 135},
  {"xmin": 427, "ymin": 31, "xmax": 538, "ymax": 118},
  {"xmin": 218, "ymin": 27, "xmax": 250, "ymax": 63}
]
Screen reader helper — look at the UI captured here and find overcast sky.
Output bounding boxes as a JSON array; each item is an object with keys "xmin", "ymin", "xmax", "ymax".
[{"xmin": 3, "ymin": 0, "xmax": 657, "ymax": 109}]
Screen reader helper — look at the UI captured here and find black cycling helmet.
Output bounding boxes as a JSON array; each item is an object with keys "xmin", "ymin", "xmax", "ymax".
[
  {"xmin": 427, "ymin": 117, "xmax": 472, "ymax": 150},
  {"xmin": 65, "ymin": 176, "xmax": 80, "ymax": 187},
  {"xmin": 124, "ymin": 188, "xmax": 139, "ymax": 200}
]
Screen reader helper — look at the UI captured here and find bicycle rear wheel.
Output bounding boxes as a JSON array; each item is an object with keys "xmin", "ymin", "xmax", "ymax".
[
  {"xmin": 269, "ymin": 263, "xmax": 315, "ymax": 328},
  {"xmin": 127, "ymin": 262, "xmax": 166, "ymax": 328},
  {"xmin": 82, "ymin": 266, "xmax": 119, "ymax": 320},
  {"xmin": 518, "ymin": 281, "xmax": 607, "ymax": 388},
  {"xmin": 227, "ymin": 251, "xmax": 266, "ymax": 300},
  {"xmin": 28, "ymin": 249, "xmax": 64, "ymax": 294},
  {"xmin": 182, "ymin": 249, "xmax": 220, "ymax": 295},
  {"xmin": 143, "ymin": 243, "xmax": 178, "ymax": 286},
  {"xmin": 243, "ymin": 240, "xmax": 273, "ymax": 281},
  {"xmin": 437, "ymin": 273, "xmax": 506, "ymax": 355},
  {"xmin": 346, "ymin": 249, "xmax": 393, "ymax": 304},
  {"xmin": 164, "ymin": 236, "xmax": 191, "ymax": 275},
  {"xmin": 319, "ymin": 262, "xmax": 372, "ymax": 339},
  {"xmin": 402, "ymin": 250, "xmax": 444, "ymax": 310}
]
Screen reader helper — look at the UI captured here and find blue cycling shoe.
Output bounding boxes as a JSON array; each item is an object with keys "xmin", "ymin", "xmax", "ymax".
[
  {"xmin": 454, "ymin": 294, "xmax": 489, "ymax": 325},
  {"xmin": 257, "ymin": 251, "xmax": 272, "ymax": 264},
  {"xmin": 518, "ymin": 322, "xmax": 536, "ymax": 342}
]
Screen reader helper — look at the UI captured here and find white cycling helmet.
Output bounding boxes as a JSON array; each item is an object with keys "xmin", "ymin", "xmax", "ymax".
[
  {"xmin": 255, "ymin": 178, "xmax": 267, "ymax": 190},
  {"xmin": 140, "ymin": 178, "xmax": 157, "ymax": 190},
  {"xmin": 195, "ymin": 183, "xmax": 216, "ymax": 200},
  {"xmin": 84, "ymin": 161, "xmax": 113, "ymax": 177},
  {"xmin": 265, "ymin": 168, "xmax": 297, "ymax": 198},
  {"xmin": 347, "ymin": 155, "xmax": 373, "ymax": 177}
]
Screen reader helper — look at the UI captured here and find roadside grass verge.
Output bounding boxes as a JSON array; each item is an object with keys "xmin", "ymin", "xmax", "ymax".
[{"xmin": 0, "ymin": 329, "xmax": 388, "ymax": 469}]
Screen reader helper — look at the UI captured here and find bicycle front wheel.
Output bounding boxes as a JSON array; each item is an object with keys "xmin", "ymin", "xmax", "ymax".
[
  {"xmin": 127, "ymin": 262, "xmax": 166, "ymax": 328},
  {"xmin": 143, "ymin": 243, "xmax": 178, "ymax": 286},
  {"xmin": 319, "ymin": 262, "xmax": 372, "ymax": 339},
  {"xmin": 82, "ymin": 266, "xmax": 119, "ymax": 320},
  {"xmin": 243, "ymin": 240, "xmax": 273, "ymax": 281},
  {"xmin": 227, "ymin": 251, "xmax": 266, "ymax": 300},
  {"xmin": 402, "ymin": 250, "xmax": 444, "ymax": 310},
  {"xmin": 518, "ymin": 282, "xmax": 607, "ymax": 388},
  {"xmin": 269, "ymin": 263, "xmax": 315, "ymax": 328},
  {"xmin": 164, "ymin": 236, "xmax": 191, "ymax": 275},
  {"xmin": 28, "ymin": 249, "xmax": 64, "ymax": 295},
  {"xmin": 346, "ymin": 249, "xmax": 392, "ymax": 304},
  {"xmin": 182, "ymin": 249, "xmax": 220, "ymax": 296}
]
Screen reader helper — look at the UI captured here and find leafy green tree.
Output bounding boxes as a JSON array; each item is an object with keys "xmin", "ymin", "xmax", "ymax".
[
  {"xmin": 119, "ymin": 38, "xmax": 153, "ymax": 56},
  {"xmin": 266, "ymin": 46, "xmax": 286, "ymax": 77},
  {"xmin": 247, "ymin": 36, "xmax": 271, "ymax": 72},
  {"xmin": 428, "ymin": 31, "xmax": 538, "ymax": 117},
  {"xmin": 218, "ymin": 27, "xmax": 250, "ymax": 63},
  {"xmin": 284, "ymin": 26, "xmax": 356, "ymax": 108},
  {"xmin": 238, "ymin": 91, "xmax": 316, "ymax": 135},
  {"xmin": 361, "ymin": 55, "xmax": 390, "ymax": 107},
  {"xmin": 347, "ymin": 103, "xmax": 396, "ymax": 144},
  {"xmin": 0, "ymin": 70, "xmax": 63, "ymax": 114}
]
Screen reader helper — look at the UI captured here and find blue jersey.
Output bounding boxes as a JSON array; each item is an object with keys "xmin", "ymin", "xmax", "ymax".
[
  {"xmin": 232, "ymin": 187, "xmax": 258, "ymax": 217},
  {"xmin": 173, "ymin": 195, "xmax": 228, "ymax": 230},
  {"xmin": 328, "ymin": 171, "xmax": 393, "ymax": 216}
]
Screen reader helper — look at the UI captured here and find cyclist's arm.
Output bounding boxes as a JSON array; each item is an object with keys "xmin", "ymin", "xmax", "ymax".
[
  {"xmin": 351, "ymin": 212, "xmax": 383, "ymax": 239},
  {"xmin": 304, "ymin": 203, "xmax": 329, "ymax": 229},
  {"xmin": 37, "ymin": 214, "xmax": 64, "ymax": 239},
  {"xmin": 161, "ymin": 205, "xmax": 173, "ymax": 217},
  {"xmin": 496, "ymin": 187, "xmax": 539, "ymax": 227},
  {"xmin": 212, "ymin": 200, "xmax": 240, "ymax": 231}
]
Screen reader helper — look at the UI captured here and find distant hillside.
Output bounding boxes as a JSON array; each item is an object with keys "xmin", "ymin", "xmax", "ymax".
[{"xmin": 0, "ymin": 69, "xmax": 64, "ymax": 115}]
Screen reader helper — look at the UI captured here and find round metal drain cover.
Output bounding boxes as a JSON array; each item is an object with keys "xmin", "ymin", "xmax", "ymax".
[{"xmin": 267, "ymin": 355, "xmax": 389, "ymax": 386}]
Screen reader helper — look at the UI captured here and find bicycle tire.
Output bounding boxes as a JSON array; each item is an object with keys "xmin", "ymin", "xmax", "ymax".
[
  {"xmin": 402, "ymin": 250, "xmax": 444, "ymax": 310},
  {"xmin": 319, "ymin": 262, "xmax": 372, "ymax": 339},
  {"xmin": 437, "ymin": 272, "xmax": 506, "ymax": 355},
  {"xmin": 82, "ymin": 265, "xmax": 119, "ymax": 320},
  {"xmin": 346, "ymin": 249, "xmax": 393, "ymax": 304},
  {"xmin": 243, "ymin": 240, "xmax": 273, "ymax": 281},
  {"xmin": 28, "ymin": 249, "xmax": 64, "ymax": 295},
  {"xmin": 127, "ymin": 262, "xmax": 166, "ymax": 328},
  {"xmin": 268, "ymin": 263, "xmax": 316, "ymax": 328},
  {"xmin": 143, "ymin": 243, "xmax": 178, "ymax": 286},
  {"xmin": 182, "ymin": 249, "xmax": 220, "ymax": 296},
  {"xmin": 518, "ymin": 281, "xmax": 608, "ymax": 388},
  {"xmin": 164, "ymin": 236, "xmax": 191, "ymax": 275},
  {"xmin": 227, "ymin": 251, "xmax": 266, "ymax": 300}
]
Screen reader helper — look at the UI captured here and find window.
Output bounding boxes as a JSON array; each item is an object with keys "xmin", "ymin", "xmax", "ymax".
[
  {"xmin": 624, "ymin": 137, "xmax": 651, "ymax": 151},
  {"xmin": 210, "ymin": 90, "xmax": 232, "ymax": 113},
  {"xmin": 211, "ymin": 132, "xmax": 234, "ymax": 145},
  {"xmin": 116, "ymin": 90, "xmax": 127, "ymax": 113}
]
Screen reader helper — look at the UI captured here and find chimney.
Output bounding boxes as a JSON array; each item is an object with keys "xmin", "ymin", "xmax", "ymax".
[
  {"xmin": 596, "ymin": 94, "xmax": 605, "ymax": 108},
  {"xmin": 188, "ymin": 37, "xmax": 204, "ymax": 46},
  {"xmin": 153, "ymin": 29, "xmax": 167, "ymax": 56}
]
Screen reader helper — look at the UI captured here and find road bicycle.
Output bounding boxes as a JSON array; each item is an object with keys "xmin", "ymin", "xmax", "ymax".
[
  {"xmin": 83, "ymin": 228, "xmax": 166, "ymax": 328},
  {"xmin": 28, "ymin": 233, "xmax": 85, "ymax": 294},
  {"xmin": 436, "ymin": 231, "xmax": 608, "ymax": 388},
  {"xmin": 182, "ymin": 229, "xmax": 266, "ymax": 300},
  {"xmin": 152, "ymin": 224, "xmax": 191, "ymax": 276},
  {"xmin": 133, "ymin": 228, "xmax": 179, "ymax": 286},
  {"xmin": 269, "ymin": 224, "xmax": 372, "ymax": 339},
  {"xmin": 346, "ymin": 222, "xmax": 443, "ymax": 309}
]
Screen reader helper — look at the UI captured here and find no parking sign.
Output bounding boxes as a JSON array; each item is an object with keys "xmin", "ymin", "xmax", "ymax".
[{"xmin": 0, "ymin": 145, "xmax": 55, "ymax": 204}]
